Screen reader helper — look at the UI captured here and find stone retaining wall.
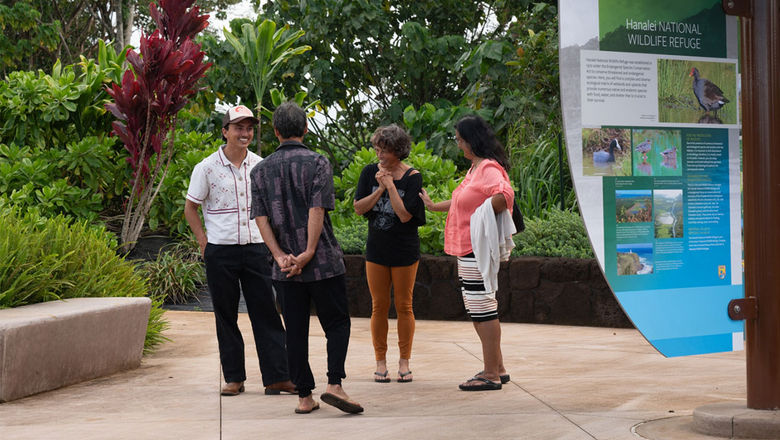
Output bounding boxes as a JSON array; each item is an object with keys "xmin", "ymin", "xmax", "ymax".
[{"xmin": 344, "ymin": 255, "xmax": 632, "ymax": 328}]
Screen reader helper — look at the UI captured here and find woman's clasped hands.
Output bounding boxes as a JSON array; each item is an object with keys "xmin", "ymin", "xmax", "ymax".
[{"xmin": 375, "ymin": 167, "xmax": 394, "ymax": 190}]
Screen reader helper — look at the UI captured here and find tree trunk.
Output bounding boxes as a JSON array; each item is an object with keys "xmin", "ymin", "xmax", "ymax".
[
  {"xmin": 256, "ymin": 102, "xmax": 263, "ymax": 155},
  {"xmin": 115, "ymin": 0, "xmax": 124, "ymax": 49},
  {"xmin": 123, "ymin": 0, "xmax": 134, "ymax": 49}
]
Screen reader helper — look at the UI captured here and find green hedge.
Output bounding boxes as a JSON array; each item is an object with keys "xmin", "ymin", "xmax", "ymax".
[
  {"xmin": 0, "ymin": 138, "xmax": 126, "ymax": 222},
  {"xmin": 0, "ymin": 201, "xmax": 168, "ymax": 353},
  {"xmin": 512, "ymin": 209, "xmax": 594, "ymax": 259}
]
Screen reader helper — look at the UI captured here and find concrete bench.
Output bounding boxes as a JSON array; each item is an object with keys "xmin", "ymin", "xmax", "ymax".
[{"xmin": 0, "ymin": 297, "xmax": 151, "ymax": 402}]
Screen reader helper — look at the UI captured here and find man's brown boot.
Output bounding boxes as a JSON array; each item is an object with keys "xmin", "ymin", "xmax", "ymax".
[
  {"xmin": 264, "ymin": 380, "xmax": 297, "ymax": 395},
  {"xmin": 221, "ymin": 381, "xmax": 245, "ymax": 396}
]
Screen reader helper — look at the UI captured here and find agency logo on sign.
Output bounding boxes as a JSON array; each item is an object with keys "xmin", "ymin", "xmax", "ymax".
[{"xmin": 718, "ymin": 265, "xmax": 727, "ymax": 279}]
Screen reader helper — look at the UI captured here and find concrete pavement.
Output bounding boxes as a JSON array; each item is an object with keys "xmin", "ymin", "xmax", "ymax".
[{"xmin": 0, "ymin": 311, "xmax": 751, "ymax": 439}]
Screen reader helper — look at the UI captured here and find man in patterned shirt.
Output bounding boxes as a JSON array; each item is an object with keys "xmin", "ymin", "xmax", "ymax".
[
  {"xmin": 184, "ymin": 105, "xmax": 296, "ymax": 397},
  {"xmin": 251, "ymin": 102, "xmax": 363, "ymax": 414}
]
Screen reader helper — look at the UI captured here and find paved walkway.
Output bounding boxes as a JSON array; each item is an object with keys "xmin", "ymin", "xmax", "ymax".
[{"xmin": 0, "ymin": 311, "xmax": 749, "ymax": 439}]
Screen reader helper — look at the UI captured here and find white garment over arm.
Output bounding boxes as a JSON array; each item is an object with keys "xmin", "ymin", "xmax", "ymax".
[{"xmin": 470, "ymin": 198, "xmax": 516, "ymax": 292}]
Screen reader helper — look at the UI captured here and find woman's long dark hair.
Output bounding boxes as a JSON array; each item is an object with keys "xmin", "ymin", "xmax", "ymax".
[{"xmin": 455, "ymin": 115, "xmax": 510, "ymax": 171}]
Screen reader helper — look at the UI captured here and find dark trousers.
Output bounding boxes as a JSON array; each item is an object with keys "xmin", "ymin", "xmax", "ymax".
[
  {"xmin": 274, "ymin": 275, "xmax": 350, "ymax": 398},
  {"xmin": 204, "ymin": 243, "xmax": 289, "ymax": 385}
]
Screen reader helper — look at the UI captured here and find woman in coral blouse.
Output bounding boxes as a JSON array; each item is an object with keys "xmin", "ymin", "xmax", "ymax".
[{"xmin": 419, "ymin": 115, "xmax": 514, "ymax": 391}]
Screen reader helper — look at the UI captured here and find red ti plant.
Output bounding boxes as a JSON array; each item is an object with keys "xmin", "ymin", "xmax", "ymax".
[{"xmin": 106, "ymin": 0, "xmax": 211, "ymax": 252}]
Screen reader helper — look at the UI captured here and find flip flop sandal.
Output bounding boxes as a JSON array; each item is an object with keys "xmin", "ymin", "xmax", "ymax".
[
  {"xmin": 294, "ymin": 401, "xmax": 320, "ymax": 414},
  {"xmin": 459, "ymin": 376, "xmax": 502, "ymax": 391},
  {"xmin": 321, "ymin": 392, "xmax": 364, "ymax": 414},
  {"xmin": 477, "ymin": 370, "xmax": 510, "ymax": 384},
  {"xmin": 397, "ymin": 370, "xmax": 413, "ymax": 383},
  {"xmin": 374, "ymin": 371, "xmax": 391, "ymax": 383},
  {"xmin": 475, "ymin": 370, "xmax": 510, "ymax": 384}
]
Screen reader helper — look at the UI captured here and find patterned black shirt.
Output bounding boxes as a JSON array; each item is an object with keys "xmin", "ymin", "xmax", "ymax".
[{"xmin": 249, "ymin": 141, "xmax": 345, "ymax": 282}]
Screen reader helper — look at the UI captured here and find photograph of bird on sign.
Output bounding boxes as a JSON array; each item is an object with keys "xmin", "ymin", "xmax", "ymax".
[
  {"xmin": 631, "ymin": 128, "xmax": 682, "ymax": 177},
  {"xmin": 657, "ymin": 59, "xmax": 737, "ymax": 125},
  {"xmin": 581, "ymin": 127, "xmax": 631, "ymax": 176}
]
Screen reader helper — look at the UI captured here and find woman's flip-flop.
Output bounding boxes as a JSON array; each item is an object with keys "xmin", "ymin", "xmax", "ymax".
[
  {"xmin": 374, "ymin": 370, "xmax": 391, "ymax": 383},
  {"xmin": 397, "ymin": 370, "xmax": 413, "ymax": 383},
  {"xmin": 459, "ymin": 376, "xmax": 502, "ymax": 391},
  {"xmin": 477, "ymin": 370, "xmax": 510, "ymax": 384}
]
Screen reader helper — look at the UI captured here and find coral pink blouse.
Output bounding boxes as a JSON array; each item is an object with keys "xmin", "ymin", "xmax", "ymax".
[{"xmin": 444, "ymin": 159, "xmax": 514, "ymax": 256}]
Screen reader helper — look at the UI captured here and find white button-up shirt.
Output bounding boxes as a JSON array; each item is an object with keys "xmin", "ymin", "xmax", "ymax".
[{"xmin": 186, "ymin": 146, "xmax": 263, "ymax": 245}]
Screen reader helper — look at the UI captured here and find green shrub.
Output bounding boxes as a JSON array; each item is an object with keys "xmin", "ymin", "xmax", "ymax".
[
  {"xmin": 512, "ymin": 208, "xmax": 594, "ymax": 259},
  {"xmin": 0, "ymin": 201, "xmax": 168, "ymax": 352},
  {"xmin": 0, "ymin": 137, "xmax": 125, "ymax": 222},
  {"xmin": 0, "ymin": 42, "xmax": 126, "ymax": 149},
  {"xmin": 333, "ymin": 142, "xmax": 460, "ymax": 255},
  {"xmin": 333, "ymin": 221, "xmax": 367, "ymax": 255},
  {"xmin": 0, "ymin": 129, "xmax": 219, "ymax": 233},
  {"xmin": 138, "ymin": 240, "xmax": 205, "ymax": 304}
]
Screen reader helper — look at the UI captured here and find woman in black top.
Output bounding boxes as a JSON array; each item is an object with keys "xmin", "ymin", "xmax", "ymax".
[{"xmin": 354, "ymin": 124, "xmax": 425, "ymax": 383}]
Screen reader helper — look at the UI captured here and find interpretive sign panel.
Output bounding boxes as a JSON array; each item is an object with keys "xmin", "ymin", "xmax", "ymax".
[{"xmin": 559, "ymin": 0, "xmax": 743, "ymax": 356}]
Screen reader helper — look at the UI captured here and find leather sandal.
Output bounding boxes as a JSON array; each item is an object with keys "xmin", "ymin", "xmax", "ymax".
[{"xmin": 294, "ymin": 401, "xmax": 320, "ymax": 414}]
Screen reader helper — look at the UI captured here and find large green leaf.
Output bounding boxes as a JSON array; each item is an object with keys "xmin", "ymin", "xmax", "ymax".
[
  {"xmin": 222, "ymin": 27, "xmax": 247, "ymax": 63},
  {"xmin": 255, "ymin": 20, "xmax": 276, "ymax": 74}
]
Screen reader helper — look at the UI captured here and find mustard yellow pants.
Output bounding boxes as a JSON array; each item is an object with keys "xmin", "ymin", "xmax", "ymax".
[{"xmin": 365, "ymin": 260, "xmax": 419, "ymax": 360}]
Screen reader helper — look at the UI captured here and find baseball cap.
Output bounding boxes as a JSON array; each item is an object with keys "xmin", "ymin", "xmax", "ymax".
[{"xmin": 222, "ymin": 105, "xmax": 259, "ymax": 128}]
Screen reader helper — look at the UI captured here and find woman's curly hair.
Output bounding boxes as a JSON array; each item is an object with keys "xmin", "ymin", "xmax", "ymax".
[{"xmin": 370, "ymin": 124, "xmax": 412, "ymax": 160}]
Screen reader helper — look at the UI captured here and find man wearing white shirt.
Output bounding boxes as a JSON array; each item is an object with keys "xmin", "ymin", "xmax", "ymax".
[{"xmin": 184, "ymin": 105, "xmax": 295, "ymax": 396}]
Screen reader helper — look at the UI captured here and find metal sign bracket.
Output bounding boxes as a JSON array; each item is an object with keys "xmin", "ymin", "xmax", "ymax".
[
  {"xmin": 722, "ymin": 0, "xmax": 753, "ymax": 17},
  {"xmin": 728, "ymin": 297, "xmax": 758, "ymax": 320}
]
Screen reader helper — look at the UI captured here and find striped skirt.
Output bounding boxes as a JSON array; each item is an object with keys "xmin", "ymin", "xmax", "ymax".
[{"xmin": 457, "ymin": 254, "xmax": 498, "ymax": 322}]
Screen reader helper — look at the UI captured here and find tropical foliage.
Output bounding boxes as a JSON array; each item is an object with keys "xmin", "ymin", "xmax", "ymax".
[
  {"xmin": 1, "ymin": 0, "xmax": 588, "ymax": 277},
  {"xmin": 138, "ymin": 240, "xmax": 205, "ymax": 304},
  {"xmin": 0, "ymin": 1, "xmax": 59, "ymax": 76},
  {"xmin": 106, "ymin": 0, "xmax": 211, "ymax": 252},
  {"xmin": 0, "ymin": 202, "xmax": 168, "ymax": 352},
  {"xmin": 512, "ymin": 209, "xmax": 594, "ymax": 258},
  {"xmin": 0, "ymin": 0, "xmax": 242, "ymax": 73},
  {"xmin": 0, "ymin": 138, "xmax": 124, "ymax": 223},
  {"xmin": 0, "ymin": 40, "xmax": 127, "ymax": 148},
  {"xmin": 222, "ymin": 19, "xmax": 310, "ymax": 154}
]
